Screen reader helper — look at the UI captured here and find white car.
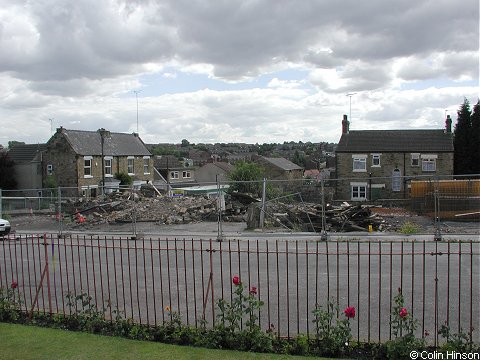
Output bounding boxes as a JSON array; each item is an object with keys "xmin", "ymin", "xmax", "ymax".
[{"xmin": 0, "ymin": 218, "xmax": 11, "ymax": 236}]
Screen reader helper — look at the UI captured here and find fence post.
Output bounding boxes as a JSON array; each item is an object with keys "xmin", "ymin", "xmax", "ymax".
[
  {"xmin": 434, "ymin": 178, "xmax": 442, "ymax": 241},
  {"xmin": 320, "ymin": 179, "xmax": 328, "ymax": 241},
  {"xmin": 260, "ymin": 178, "xmax": 266, "ymax": 230},
  {"xmin": 57, "ymin": 187, "xmax": 63, "ymax": 237},
  {"xmin": 216, "ymin": 175, "xmax": 224, "ymax": 242}
]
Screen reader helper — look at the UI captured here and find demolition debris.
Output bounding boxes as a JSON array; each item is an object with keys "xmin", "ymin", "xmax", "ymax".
[{"xmin": 58, "ymin": 186, "xmax": 412, "ymax": 233}]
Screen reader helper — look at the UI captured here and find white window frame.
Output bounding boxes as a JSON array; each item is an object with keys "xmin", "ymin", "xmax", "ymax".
[
  {"xmin": 47, "ymin": 164, "xmax": 53, "ymax": 175},
  {"xmin": 170, "ymin": 171, "xmax": 179, "ymax": 179},
  {"xmin": 84, "ymin": 156, "xmax": 93, "ymax": 178},
  {"xmin": 182, "ymin": 170, "xmax": 191, "ymax": 179},
  {"xmin": 371, "ymin": 153, "xmax": 381, "ymax": 167},
  {"xmin": 127, "ymin": 156, "xmax": 135, "ymax": 175},
  {"xmin": 421, "ymin": 154, "xmax": 437, "ymax": 172},
  {"xmin": 351, "ymin": 182, "xmax": 367, "ymax": 201},
  {"xmin": 352, "ymin": 154, "xmax": 367, "ymax": 172},
  {"xmin": 104, "ymin": 156, "xmax": 113, "ymax": 177},
  {"xmin": 411, "ymin": 153, "xmax": 420, "ymax": 167},
  {"xmin": 143, "ymin": 156, "xmax": 150, "ymax": 175}
]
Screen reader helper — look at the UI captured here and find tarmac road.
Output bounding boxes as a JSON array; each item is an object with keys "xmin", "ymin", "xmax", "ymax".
[{"xmin": 1, "ymin": 223, "xmax": 479, "ymax": 344}]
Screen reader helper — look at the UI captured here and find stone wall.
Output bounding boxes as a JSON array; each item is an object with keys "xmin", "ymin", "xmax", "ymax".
[{"xmin": 335, "ymin": 151, "xmax": 454, "ymax": 200}]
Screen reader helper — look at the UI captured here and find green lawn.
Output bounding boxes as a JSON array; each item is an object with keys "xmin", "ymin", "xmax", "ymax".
[{"xmin": 0, "ymin": 323, "xmax": 338, "ymax": 360}]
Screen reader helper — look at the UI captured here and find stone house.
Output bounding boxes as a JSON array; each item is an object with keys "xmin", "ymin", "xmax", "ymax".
[
  {"xmin": 43, "ymin": 127, "xmax": 153, "ymax": 197},
  {"xmin": 334, "ymin": 115, "xmax": 454, "ymax": 201},
  {"xmin": 254, "ymin": 156, "xmax": 304, "ymax": 181}
]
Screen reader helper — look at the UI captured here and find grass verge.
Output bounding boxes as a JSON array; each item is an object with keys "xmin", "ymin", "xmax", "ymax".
[{"xmin": 0, "ymin": 322, "xmax": 339, "ymax": 360}]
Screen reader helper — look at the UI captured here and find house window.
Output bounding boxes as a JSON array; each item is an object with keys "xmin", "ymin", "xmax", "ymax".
[
  {"xmin": 411, "ymin": 153, "xmax": 420, "ymax": 167},
  {"xmin": 84, "ymin": 156, "xmax": 93, "ymax": 177},
  {"xmin": 170, "ymin": 171, "xmax": 179, "ymax": 179},
  {"xmin": 392, "ymin": 169, "xmax": 401, "ymax": 192},
  {"xmin": 422, "ymin": 158, "xmax": 436, "ymax": 172},
  {"xmin": 182, "ymin": 170, "xmax": 191, "ymax": 179},
  {"xmin": 47, "ymin": 164, "xmax": 53, "ymax": 175},
  {"xmin": 351, "ymin": 182, "xmax": 367, "ymax": 201},
  {"xmin": 371, "ymin": 154, "xmax": 381, "ymax": 167},
  {"xmin": 104, "ymin": 157, "xmax": 112, "ymax": 177},
  {"xmin": 127, "ymin": 156, "xmax": 135, "ymax": 175},
  {"xmin": 143, "ymin": 156, "xmax": 150, "ymax": 174},
  {"xmin": 352, "ymin": 155, "xmax": 367, "ymax": 172}
]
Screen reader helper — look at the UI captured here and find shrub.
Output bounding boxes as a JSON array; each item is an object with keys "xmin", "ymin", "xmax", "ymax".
[
  {"xmin": 311, "ymin": 300, "xmax": 355, "ymax": 357},
  {"xmin": 398, "ymin": 221, "xmax": 421, "ymax": 234},
  {"xmin": 385, "ymin": 288, "xmax": 424, "ymax": 359},
  {"xmin": 0, "ymin": 281, "xmax": 22, "ymax": 321}
]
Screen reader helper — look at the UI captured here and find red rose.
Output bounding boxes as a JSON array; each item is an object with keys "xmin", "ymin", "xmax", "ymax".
[
  {"xmin": 344, "ymin": 306, "xmax": 356, "ymax": 319},
  {"xmin": 399, "ymin": 307, "xmax": 408, "ymax": 318},
  {"xmin": 232, "ymin": 276, "xmax": 241, "ymax": 286},
  {"xmin": 11, "ymin": 281, "xmax": 18, "ymax": 289},
  {"xmin": 250, "ymin": 286, "xmax": 257, "ymax": 295}
]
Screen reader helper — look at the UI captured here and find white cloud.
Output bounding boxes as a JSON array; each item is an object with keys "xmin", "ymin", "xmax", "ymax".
[{"xmin": 0, "ymin": 0, "xmax": 478, "ymax": 147}]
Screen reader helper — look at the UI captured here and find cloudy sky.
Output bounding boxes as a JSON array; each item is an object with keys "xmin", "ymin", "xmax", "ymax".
[{"xmin": 0, "ymin": 0, "xmax": 478, "ymax": 147}]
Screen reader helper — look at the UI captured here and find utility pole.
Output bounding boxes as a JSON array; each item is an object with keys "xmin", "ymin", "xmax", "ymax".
[
  {"xmin": 346, "ymin": 93, "xmax": 356, "ymax": 122},
  {"xmin": 133, "ymin": 90, "xmax": 141, "ymax": 134}
]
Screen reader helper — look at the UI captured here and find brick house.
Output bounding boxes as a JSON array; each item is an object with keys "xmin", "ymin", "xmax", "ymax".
[
  {"xmin": 335, "ymin": 115, "xmax": 454, "ymax": 201},
  {"xmin": 43, "ymin": 127, "xmax": 153, "ymax": 197}
]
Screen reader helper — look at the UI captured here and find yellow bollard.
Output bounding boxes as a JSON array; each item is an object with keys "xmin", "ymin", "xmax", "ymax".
[{"xmin": 368, "ymin": 224, "xmax": 373, "ymax": 232}]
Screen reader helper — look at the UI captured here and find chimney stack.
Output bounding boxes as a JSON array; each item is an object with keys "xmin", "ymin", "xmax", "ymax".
[
  {"xmin": 342, "ymin": 114, "xmax": 350, "ymax": 134},
  {"xmin": 445, "ymin": 114, "xmax": 452, "ymax": 133}
]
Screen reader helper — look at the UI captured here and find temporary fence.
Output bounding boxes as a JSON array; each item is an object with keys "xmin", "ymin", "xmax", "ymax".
[
  {"xmin": 1, "ymin": 233, "xmax": 479, "ymax": 346},
  {"xmin": 0, "ymin": 174, "xmax": 479, "ymax": 238}
]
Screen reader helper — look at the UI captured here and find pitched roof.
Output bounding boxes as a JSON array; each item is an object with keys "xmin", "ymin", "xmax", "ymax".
[
  {"xmin": 56, "ymin": 129, "xmax": 151, "ymax": 156},
  {"xmin": 336, "ymin": 130, "xmax": 453, "ymax": 153},
  {"xmin": 260, "ymin": 157, "xmax": 303, "ymax": 171},
  {"xmin": 210, "ymin": 162, "xmax": 235, "ymax": 172},
  {"xmin": 8, "ymin": 144, "xmax": 47, "ymax": 162}
]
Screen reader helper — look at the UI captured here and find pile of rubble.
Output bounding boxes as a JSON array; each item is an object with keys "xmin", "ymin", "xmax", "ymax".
[
  {"xmin": 248, "ymin": 201, "xmax": 395, "ymax": 232},
  {"xmin": 64, "ymin": 187, "xmax": 249, "ymax": 229},
  {"xmin": 61, "ymin": 186, "xmax": 399, "ymax": 233}
]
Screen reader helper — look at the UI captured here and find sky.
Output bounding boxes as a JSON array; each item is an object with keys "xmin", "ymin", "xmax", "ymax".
[{"xmin": 0, "ymin": 0, "xmax": 478, "ymax": 147}]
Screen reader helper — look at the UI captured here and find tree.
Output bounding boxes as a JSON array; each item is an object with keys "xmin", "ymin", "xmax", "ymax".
[
  {"xmin": 453, "ymin": 99, "xmax": 473, "ymax": 175},
  {"xmin": 228, "ymin": 161, "xmax": 264, "ymax": 196},
  {"xmin": 181, "ymin": 139, "xmax": 190, "ymax": 147},
  {"xmin": 8, "ymin": 141, "xmax": 25, "ymax": 150},
  {"xmin": 0, "ymin": 152, "xmax": 17, "ymax": 189},
  {"xmin": 470, "ymin": 100, "xmax": 480, "ymax": 174}
]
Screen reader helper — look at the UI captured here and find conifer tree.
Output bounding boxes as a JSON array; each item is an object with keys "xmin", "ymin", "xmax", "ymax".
[
  {"xmin": 453, "ymin": 98, "xmax": 472, "ymax": 175},
  {"xmin": 470, "ymin": 100, "xmax": 480, "ymax": 174}
]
